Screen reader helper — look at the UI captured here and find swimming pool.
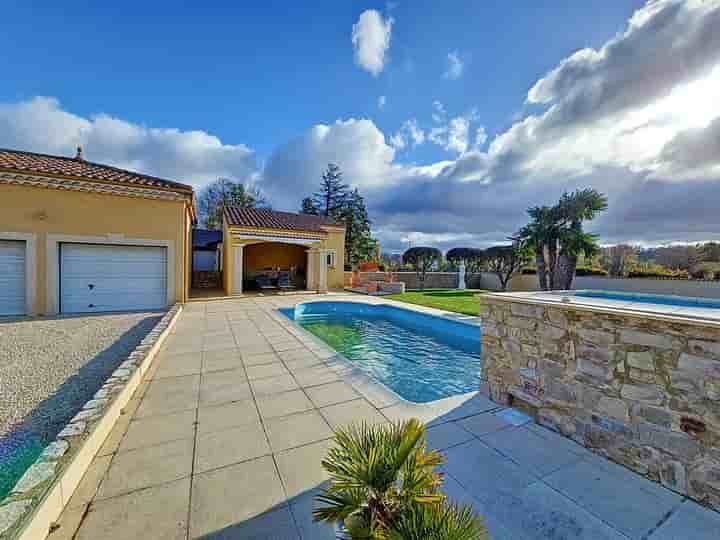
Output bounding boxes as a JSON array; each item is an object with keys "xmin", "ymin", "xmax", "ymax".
[
  {"xmin": 281, "ymin": 301, "xmax": 481, "ymax": 403},
  {"xmin": 571, "ymin": 290, "xmax": 720, "ymax": 309}
]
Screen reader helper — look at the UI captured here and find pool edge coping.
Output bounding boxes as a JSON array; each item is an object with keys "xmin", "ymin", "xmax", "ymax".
[
  {"xmin": 272, "ymin": 296, "xmax": 487, "ymax": 417},
  {"xmin": 484, "ymin": 291, "xmax": 720, "ymax": 329}
]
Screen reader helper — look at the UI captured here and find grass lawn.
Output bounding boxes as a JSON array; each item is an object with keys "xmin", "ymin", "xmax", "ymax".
[{"xmin": 386, "ymin": 288, "xmax": 486, "ymax": 316}]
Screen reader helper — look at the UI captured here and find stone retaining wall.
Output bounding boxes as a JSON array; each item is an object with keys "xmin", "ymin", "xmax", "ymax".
[
  {"xmin": 0, "ymin": 305, "xmax": 183, "ymax": 540},
  {"xmin": 480, "ymin": 295, "xmax": 720, "ymax": 510},
  {"xmin": 344, "ymin": 271, "xmax": 484, "ymax": 289}
]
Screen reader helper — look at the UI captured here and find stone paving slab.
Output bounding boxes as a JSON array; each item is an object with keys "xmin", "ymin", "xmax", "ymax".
[
  {"xmin": 543, "ymin": 457, "xmax": 684, "ymax": 539},
  {"xmin": 52, "ymin": 294, "xmax": 720, "ymax": 540}
]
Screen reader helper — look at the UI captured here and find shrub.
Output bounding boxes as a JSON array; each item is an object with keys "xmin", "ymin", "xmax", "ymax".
[
  {"xmin": 314, "ymin": 419, "xmax": 487, "ymax": 540},
  {"xmin": 627, "ymin": 269, "xmax": 689, "ymax": 279},
  {"xmin": 575, "ymin": 266, "xmax": 609, "ymax": 276}
]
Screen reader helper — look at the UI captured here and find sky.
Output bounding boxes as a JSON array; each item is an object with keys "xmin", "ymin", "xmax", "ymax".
[{"xmin": 1, "ymin": 0, "xmax": 719, "ymax": 253}]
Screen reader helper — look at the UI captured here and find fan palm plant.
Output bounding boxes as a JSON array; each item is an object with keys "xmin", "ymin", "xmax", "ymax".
[{"xmin": 313, "ymin": 419, "xmax": 487, "ymax": 540}]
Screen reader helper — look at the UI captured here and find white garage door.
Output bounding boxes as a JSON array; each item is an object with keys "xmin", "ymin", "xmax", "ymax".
[
  {"xmin": 60, "ymin": 243, "xmax": 168, "ymax": 313},
  {"xmin": 0, "ymin": 240, "xmax": 26, "ymax": 315}
]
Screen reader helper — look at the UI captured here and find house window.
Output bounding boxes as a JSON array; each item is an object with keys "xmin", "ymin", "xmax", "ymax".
[{"xmin": 326, "ymin": 250, "xmax": 336, "ymax": 268}]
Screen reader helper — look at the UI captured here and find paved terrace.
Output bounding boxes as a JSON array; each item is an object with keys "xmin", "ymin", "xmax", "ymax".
[{"xmin": 49, "ymin": 294, "xmax": 720, "ymax": 540}]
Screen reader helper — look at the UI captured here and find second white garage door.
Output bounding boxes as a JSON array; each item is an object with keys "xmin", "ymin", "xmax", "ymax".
[{"xmin": 60, "ymin": 243, "xmax": 168, "ymax": 313}]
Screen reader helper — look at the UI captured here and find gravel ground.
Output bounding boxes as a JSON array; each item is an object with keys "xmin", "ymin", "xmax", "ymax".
[
  {"xmin": 0, "ymin": 311, "xmax": 163, "ymax": 496},
  {"xmin": 0, "ymin": 311, "xmax": 163, "ymax": 438}
]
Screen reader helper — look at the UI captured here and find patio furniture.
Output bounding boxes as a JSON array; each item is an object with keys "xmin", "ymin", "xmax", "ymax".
[
  {"xmin": 278, "ymin": 273, "xmax": 294, "ymax": 290},
  {"xmin": 256, "ymin": 275, "xmax": 276, "ymax": 290}
]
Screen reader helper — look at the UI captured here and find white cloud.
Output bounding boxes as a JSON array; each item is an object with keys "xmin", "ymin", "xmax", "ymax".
[
  {"xmin": 427, "ymin": 109, "xmax": 479, "ymax": 155},
  {"xmin": 352, "ymin": 10, "xmax": 394, "ymax": 76},
  {"xmin": 0, "ymin": 97, "xmax": 259, "ymax": 188},
  {"xmin": 390, "ymin": 119, "xmax": 425, "ymax": 151},
  {"xmin": 377, "ymin": 95, "xmax": 387, "ymax": 109},
  {"xmin": 263, "ymin": 118, "xmax": 400, "ymax": 209},
  {"xmin": 474, "ymin": 126, "xmax": 488, "ymax": 149},
  {"xmin": 2, "ymin": 1, "xmax": 720, "ymax": 253},
  {"xmin": 431, "ymin": 100, "xmax": 446, "ymax": 123},
  {"xmin": 443, "ymin": 50, "xmax": 464, "ymax": 80}
]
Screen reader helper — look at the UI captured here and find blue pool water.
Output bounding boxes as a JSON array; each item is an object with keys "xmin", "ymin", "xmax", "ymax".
[
  {"xmin": 572, "ymin": 290, "xmax": 720, "ymax": 309},
  {"xmin": 280, "ymin": 301, "xmax": 481, "ymax": 403}
]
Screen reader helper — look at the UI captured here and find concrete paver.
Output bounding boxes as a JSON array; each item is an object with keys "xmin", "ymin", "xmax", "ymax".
[
  {"xmin": 274, "ymin": 439, "xmax": 332, "ymax": 498},
  {"xmin": 119, "ymin": 409, "xmax": 195, "ymax": 452},
  {"xmin": 304, "ymin": 380, "xmax": 360, "ymax": 408},
  {"xmin": 543, "ymin": 456, "xmax": 684, "ymax": 539},
  {"xmin": 256, "ymin": 389, "xmax": 314, "ymax": 420},
  {"xmin": 194, "ymin": 423, "xmax": 270, "ymax": 473},
  {"xmin": 264, "ymin": 410, "xmax": 333, "ymax": 452},
  {"xmin": 196, "ymin": 399, "xmax": 260, "ymax": 434},
  {"xmin": 58, "ymin": 295, "xmax": 720, "ymax": 540},
  {"xmin": 75, "ymin": 478, "xmax": 190, "ymax": 540},
  {"xmin": 189, "ymin": 456, "xmax": 286, "ymax": 539},
  {"xmin": 97, "ymin": 438, "xmax": 193, "ymax": 499},
  {"xmin": 320, "ymin": 398, "xmax": 389, "ymax": 429}
]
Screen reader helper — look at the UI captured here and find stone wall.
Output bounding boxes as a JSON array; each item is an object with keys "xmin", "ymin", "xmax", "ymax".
[
  {"xmin": 480, "ymin": 295, "xmax": 720, "ymax": 510},
  {"xmin": 344, "ymin": 271, "xmax": 484, "ymax": 289}
]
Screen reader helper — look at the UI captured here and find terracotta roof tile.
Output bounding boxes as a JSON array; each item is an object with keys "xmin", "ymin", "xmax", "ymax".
[
  {"xmin": 224, "ymin": 207, "xmax": 342, "ymax": 233},
  {"xmin": 0, "ymin": 148, "xmax": 193, "ymax": 193}
]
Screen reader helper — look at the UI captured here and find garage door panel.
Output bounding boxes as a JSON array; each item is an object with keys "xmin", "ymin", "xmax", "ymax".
[
  {"xmin": 0, "ymin": 240, "xmax": 25, "ymax": 315},
  {"xmin": 60, "ymin": 244, "xmax": 168, "ymax": 313}
]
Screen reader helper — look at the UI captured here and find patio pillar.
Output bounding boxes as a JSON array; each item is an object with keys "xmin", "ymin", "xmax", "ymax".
[
  {"xmin": 232, "ymin": 244, "xmax": 244, "ymax": 295},
  {"xmin": 318, "ymin": 249, "xmax": 328, "ymax": 293},
  {"xmin": 306, "ymin": 249, "xmax": 315, "ymax": 291}
]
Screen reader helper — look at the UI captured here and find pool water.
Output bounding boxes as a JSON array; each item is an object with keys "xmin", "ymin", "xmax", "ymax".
[
  {"xmin": 281, "ymin": 301, "xmax": 481, "ymax": 403},
  {"xmin": 572, "ymin": 290, "xmax": 720, "ymax": 309}
]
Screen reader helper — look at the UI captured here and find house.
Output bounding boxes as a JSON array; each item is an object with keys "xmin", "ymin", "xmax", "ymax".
[
  {"xmin": 0, "ymin": 147, "xmax": 195, "ymax": 316},
  {"xmin": 222, "ymin": 207, "xmax": 345, "ymax": 294},
  {"xmin": 0, "ymin": 147, "xmax": 347, "ymax": 316}
]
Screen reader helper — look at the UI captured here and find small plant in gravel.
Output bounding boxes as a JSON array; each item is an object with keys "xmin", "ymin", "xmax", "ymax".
[{"xmin": 313, "ymin": 418, "xmax": 488, "ymax": 540}]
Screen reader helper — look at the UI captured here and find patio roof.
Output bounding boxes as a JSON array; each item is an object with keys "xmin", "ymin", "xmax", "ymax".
[{"xmin": 224, "ymin": 207, "xmax": 342, "ymax": 233}]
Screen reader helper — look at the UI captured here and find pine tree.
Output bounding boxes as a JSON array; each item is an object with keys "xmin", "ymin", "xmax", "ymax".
[
  {"xmin": 300, "ymin": 197, "xmax": 319, "ymax": 215},
  {"xmin": 313, "ymin": 163, "xmax": 349, "ymax": 218},
  {"xmin": 340, "ymin": 188, "xmax": 373, "ymax": 264}
]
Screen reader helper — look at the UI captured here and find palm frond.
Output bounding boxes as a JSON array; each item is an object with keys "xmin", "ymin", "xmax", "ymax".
[{"xmin": 387, "ymin": 502, "xmax": 488, "ymax": 540}]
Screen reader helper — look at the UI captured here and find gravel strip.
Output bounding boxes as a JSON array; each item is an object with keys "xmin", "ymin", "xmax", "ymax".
[{"xmin": 0, "ymin": 311, "xmax": 163, "ymax": 440}]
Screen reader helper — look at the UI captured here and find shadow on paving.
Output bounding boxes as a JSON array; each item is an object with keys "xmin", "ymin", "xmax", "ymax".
[
  {"xmin": 190, "ymin": 392, "xmax": 717, "ymax": 540},
  {"xmin": 0, "ymin": 315, "xmax": 161, "ymax": 498}
]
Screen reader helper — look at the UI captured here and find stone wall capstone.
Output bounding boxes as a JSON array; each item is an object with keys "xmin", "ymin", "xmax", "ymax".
[{"xmin": 480, "ymin": 295, "xmax": 720, "ymax": 510}]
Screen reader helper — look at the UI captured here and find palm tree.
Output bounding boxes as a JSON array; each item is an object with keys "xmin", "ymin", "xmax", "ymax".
[
  {"xmin": 313, "ymin": 419, "xmax": 487, "ymax": 540},
  {"xmin": 554, "ymin": 189, "xmax": 607, "ymax": 289},
  {"xmin": 516, "ymin": 189, "xmax": 607, "ymax": 290},
  {"xmin": 515, "ymin": 205, "xmax": 558, "ymax": 290}
]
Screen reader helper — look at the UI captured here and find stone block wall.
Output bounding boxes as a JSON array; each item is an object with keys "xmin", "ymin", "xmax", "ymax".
[
  {"xmin": 344, "ymin": 271, "xmax": 483, "ymax": 289},
  {"xmin": 480, "ymin": 295, "xmax": 720, "ymax": 510}
]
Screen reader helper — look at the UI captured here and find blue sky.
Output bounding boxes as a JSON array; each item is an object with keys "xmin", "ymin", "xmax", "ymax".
[{"xmin": 1, "ymin": 1, "xmax": 719, "ymax": 251}]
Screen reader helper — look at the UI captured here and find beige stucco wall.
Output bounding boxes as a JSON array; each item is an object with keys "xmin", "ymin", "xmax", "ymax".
[
  {"xmin": 0, "ymin": 183, "xmax": 191, "ymax": 314},
  {"xmin": 323, "ymin": 226, "xmax": 345, "ymax": 289}
]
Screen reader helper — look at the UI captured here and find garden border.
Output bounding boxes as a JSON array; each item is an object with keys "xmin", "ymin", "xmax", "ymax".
[{"xmin": 0, "ymin": 304, "xmax": 183, "ymax": 540}]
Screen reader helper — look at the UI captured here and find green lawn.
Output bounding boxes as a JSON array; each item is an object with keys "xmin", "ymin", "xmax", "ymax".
[{"xmin": 386, "ymin": 288, "xmax": 485, "ymax": 316}]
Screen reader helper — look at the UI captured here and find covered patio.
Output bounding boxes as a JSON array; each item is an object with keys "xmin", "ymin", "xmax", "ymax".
[{"xmin": 221, "ymin": 207, "xmax": 345, "ymax": 297}]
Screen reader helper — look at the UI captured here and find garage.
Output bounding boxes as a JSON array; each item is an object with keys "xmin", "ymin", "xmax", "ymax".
[
  {"xmin": 0, "ymin": 240, "xmax": 26, "ymax": 316},
  {"xmin": 60, "ymin": 243, "xmax": 168, "ymax": 313}
]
